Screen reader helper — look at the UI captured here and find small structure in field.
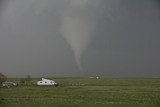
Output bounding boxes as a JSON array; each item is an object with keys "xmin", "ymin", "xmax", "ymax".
[
  {"xmin": 89, "ymin": 76, "xmax": 100, "ymax": 79},
  {"xmin": 96, "ymin": 76, "xmax": 100, "ymax": 79},
  {"xmin": 2, "ymin": 82, "xmax": 17, "ymax": 88},
  {"xmin": 37, "ymin": 78, "xmax": 58, "ymax": 86}
]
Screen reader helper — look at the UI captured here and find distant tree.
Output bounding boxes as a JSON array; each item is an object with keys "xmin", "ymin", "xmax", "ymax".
[
  {"xmin": 25, "ymin": 75, "xmax": 31, "ymax": 81},
  {"xmin": 0, "ymin": 72, "xmax": 7, "ymax": 85},
  {"xmin": 25, "ymin": 75, "xmax": 31, "ymax": 85},
  {"xmin": 20, "ymin": 75, "xmax": 31, "ymax": 85}
]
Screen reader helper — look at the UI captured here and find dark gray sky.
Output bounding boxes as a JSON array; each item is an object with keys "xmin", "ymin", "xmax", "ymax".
[{"xmin": 0, "ymin": 0, "xmax": 160, "ymax": 77}]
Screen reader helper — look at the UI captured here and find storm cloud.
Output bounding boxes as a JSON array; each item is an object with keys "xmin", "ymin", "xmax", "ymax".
[{"xmin": 0, "ymin": 0, "xmax": 160, "ymax": 77}]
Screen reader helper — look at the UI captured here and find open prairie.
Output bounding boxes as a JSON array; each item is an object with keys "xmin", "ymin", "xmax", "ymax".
[{"xmin": 0, "ymin": 78, "xmax": 160, "ymax": 107}]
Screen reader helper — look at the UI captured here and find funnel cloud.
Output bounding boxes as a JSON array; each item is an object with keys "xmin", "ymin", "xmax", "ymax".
[{"xmin": 60, "ymin": 0, "xmax": 98, "ymax": 71}]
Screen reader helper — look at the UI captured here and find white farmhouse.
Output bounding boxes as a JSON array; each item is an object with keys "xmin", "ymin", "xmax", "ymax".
[{"xmin": 37, "ymin": 78, "xmax": 58, "ymax": 86}]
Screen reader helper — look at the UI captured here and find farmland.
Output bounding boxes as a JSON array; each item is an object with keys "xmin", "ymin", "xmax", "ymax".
[{"xmin": 0, "ymin": 77, "xmax": 160, "ymax": 107}]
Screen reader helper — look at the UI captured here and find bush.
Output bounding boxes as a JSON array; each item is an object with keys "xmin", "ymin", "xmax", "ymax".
[{"xmin": 20, "ymin": 78, "xmax": 26, "ymax": 85}]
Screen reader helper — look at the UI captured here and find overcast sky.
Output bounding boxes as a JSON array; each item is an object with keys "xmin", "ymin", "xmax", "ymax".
[{"xmin": 0, "ymin": 0, "xmax": 160, "ymax": 77}]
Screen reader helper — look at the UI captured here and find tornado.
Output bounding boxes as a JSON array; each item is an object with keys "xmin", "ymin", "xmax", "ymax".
[{"xmin": 60, "ymin": 0, "xmax": 97, "ymax": 71}]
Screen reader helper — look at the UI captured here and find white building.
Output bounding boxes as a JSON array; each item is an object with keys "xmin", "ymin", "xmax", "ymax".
[{"xmin": 37, "ymin": 78, "xmax": 58, "ymax": 86}]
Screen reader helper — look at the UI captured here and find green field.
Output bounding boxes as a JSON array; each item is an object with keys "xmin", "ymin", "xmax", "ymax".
[{"xmin": 0, "ymin": 78, "xmax": 160, "ymax": 107}]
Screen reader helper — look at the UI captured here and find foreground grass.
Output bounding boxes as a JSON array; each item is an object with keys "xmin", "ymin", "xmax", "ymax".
[{"xmin": 0, "ymin": 78, "xmax": 160, "ymax": 107}]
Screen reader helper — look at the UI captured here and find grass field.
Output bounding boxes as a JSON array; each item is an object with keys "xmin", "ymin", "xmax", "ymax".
[{"xmin": 0, "ymin": 77, "xmax": 160, "ymax": 107}]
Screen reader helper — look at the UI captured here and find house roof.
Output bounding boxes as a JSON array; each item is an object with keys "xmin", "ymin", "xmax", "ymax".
[{"xmin": 42, "ymin": 78, "xmax": 53, "ymax": 82}]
